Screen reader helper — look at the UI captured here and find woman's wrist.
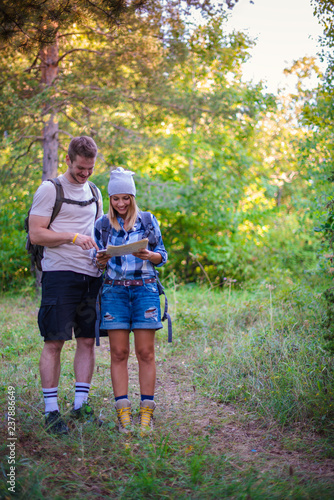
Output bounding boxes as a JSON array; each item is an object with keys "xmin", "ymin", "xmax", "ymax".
[
  {"xmin": 95, "ymin": 259, "xmax": 105, "ymax": 269},
  {"xmin": 149, "ymin": 251, "xmax": 155, "ymax": 263},
  {"xmin": 149, "ymin": 251, "xmax": 162, "ymax": 265}
]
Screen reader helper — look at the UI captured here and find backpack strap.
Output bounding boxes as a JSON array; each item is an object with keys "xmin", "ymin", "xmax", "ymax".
[
  {"xmin": 101, "ymin": 214, "xmax": 111, "ymax": 248},
  {"xmin": 24, "ymin": 178, "xmax": 62, "ymax": 231},
  {"xmin": 47, "ymin": 178, "xmax": 100, "ymax": 223},
  {"xmin": 140, "ymin": 211, "xmax": 159, "ymax": 249},
  {"xmin": 88, "ymin": 181, "xmax": 100, "ymax": 220},
  {"xmin": 156, "ymin": 278, "xmax": 173, "ymax": 342},
  {"xmin": 95, "ymin": 215, "xmax": 112, "ymax": 347},
  {"xmin": 48, "ymin": 178, "xmax": 99, "ymax": 219},
  {"xmin": 48, "ymin": 178, "xmax": 64, "ymax": 225},
  {"xmin": 140, "ymin": 211, "xmax": 172, "ymax": 342},
  {"xmin": 95, "ymin": 283, "xmax": 108, "ymax": 347}
]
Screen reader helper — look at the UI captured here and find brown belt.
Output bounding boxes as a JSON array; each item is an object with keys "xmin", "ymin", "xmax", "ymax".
[{"xmin": 104, "ymin": 278, "xmax": 156, "ymax": 286}]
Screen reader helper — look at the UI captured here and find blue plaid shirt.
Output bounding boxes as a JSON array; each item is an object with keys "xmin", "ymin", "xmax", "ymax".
[{"xmin": 94, "ymin": 212, "xmax": 168, "ymax": 280}]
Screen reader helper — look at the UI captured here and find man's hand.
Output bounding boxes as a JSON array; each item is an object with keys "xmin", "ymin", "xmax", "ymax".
[{"xmin": 73, "ymin": 234, "xmax": 99, "ymax": 251}]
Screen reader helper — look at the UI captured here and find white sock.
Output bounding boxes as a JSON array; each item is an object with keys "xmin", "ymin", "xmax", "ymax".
[
  {"xmin": 74, "ymin": 382, "xmax": 90, "ymax": 410},
  {"xmin": 42, "ymin": 387, "xmax": 59, "ymax": 414}
]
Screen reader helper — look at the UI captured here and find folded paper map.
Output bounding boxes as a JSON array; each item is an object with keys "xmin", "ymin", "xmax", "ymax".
[{"xmin": 98, "ymin": 238, "xmax": 148, "ymax": 257}]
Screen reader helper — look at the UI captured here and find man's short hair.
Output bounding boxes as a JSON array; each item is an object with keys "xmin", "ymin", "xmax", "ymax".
[{"xmin": 68, "ymin": 136, "xmax": 98, "ymax": 162}]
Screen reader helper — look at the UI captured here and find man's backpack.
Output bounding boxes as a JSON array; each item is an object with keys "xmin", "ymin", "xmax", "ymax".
[
  {"xmin": 25, "ymin": 177, "xmax": 99, "ymax": 271},
  {"xmin": 95, "ymin": 211, "xmax": 172, "ymax": 345}
]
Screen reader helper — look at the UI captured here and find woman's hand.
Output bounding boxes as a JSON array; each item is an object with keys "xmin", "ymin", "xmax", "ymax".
[
  {"xmin": 132, "ymin": 249, "xmax": 162, "ymax": 265},
  {"xmin": 96, "ymin": 251, "xmax": 110, "ymax": 268}
]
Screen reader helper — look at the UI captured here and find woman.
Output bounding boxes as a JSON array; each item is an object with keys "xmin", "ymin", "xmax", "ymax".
[{"xmin": 95, "ymin": 167, "xmax": 167, "ymax": 433}]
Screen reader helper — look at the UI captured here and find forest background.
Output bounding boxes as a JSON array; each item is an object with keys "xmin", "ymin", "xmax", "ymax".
[{"xmin": 1, "ymin": 0, "xmax": 333, "ymax": 291}]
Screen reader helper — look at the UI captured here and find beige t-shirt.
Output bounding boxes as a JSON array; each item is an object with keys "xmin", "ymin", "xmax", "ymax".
[{"xmin": 30, "ymin": 174, "xmax": 103, "ymax": 276}]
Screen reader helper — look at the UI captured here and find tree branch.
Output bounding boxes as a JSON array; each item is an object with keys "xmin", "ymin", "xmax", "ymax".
[
  {"xmin": 57, "ymin": 32, "xmax": 90, "ymax": 38},
  {"xmin": 59, "ymin": 110, "xmax": 84, "ymax": 127},
  {"xmin": 9, "ymin": 138, "xmax": 43, "ymax": 170},
  {"xmin": 83, "ymin": 0, "xmax": 122, "ymax": 21},
  {"xmin": 57, "ymin": 48, "xmax": 103, "ymax": 63},
  {"xmin": 58, "ymin": 129, "xmax": 74, "ymax": 138},
  {"xmin": 10, "ymin": 135, "xmax": 44, "ymax": 145}
]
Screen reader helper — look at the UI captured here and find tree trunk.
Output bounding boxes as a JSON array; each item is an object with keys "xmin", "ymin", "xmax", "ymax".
[
  {"xmin": 42, "ymin": 115, "xmax": 58, "ymax": 180},
  {"xmin": 33, "ymin": 39, "xmax": 59, "ymax": 285},
  {"xmin": 40, "ymin": 38, "xmax": 59, "ymax": 180}
]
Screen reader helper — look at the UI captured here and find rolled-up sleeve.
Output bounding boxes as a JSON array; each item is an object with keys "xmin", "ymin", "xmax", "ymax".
[
  {"xmin": 94, "ymin": 216, "xmax": 104, "ymax": 251},
  {"xmin": 151, "ymin": 215, "xmax": 168, "ymax": 267}
]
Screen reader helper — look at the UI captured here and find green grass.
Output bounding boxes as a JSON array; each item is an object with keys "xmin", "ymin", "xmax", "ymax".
[
  {"xmin": 171, "ymin": 279, "xmax": 334, "ymax": 432},
  {"xmin": 1, "ymin": 276, "xmax": 334, "ymax": 499}
]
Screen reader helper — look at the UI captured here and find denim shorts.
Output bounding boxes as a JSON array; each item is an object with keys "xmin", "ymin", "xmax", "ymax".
[
  {"xmin": 38, "ymin": 271, "xmax": 103, "ymax": 341},
  {"xmin": 100, "ymin": 279, "xmax": 162, "ymax": 331}
]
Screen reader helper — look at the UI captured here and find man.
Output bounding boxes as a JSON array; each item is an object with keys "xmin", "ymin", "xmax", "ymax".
[{"xmin": 29, "ymin": 136, "xmax": 103, "ymax": 435}]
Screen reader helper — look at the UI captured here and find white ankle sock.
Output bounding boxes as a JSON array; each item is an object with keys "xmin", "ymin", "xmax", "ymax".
[
  {"xmin": 42, "ymin": 387, "xmax": 59, "ymax": 414},
  {"xmin": 74, "ymin": 382, "xmax": 90, "ymax": 410}
]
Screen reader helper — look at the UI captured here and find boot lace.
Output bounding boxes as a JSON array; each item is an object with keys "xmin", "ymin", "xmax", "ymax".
[
  {"xmin": 116, "ymin": 406, "xmax": 132, "ymax": 429},
  {"xmin": 139, "ymin": 406, "xmax": 154, "ymax": 427}
]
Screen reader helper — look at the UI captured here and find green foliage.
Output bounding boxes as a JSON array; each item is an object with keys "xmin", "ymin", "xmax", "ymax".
[
  {"xmin": 300, "ymin": 3, "xmax": 334, "ymax": 356},
  {"xmin": 0, "ymin": 189, "xmax": 35, "ymax": 292},
  {"xmin": 322, "ymin": 287, "xmax": 334, "ymax": 354},
  {"xmin": 0, "ymin": 8, "xmax": 327, "ymax": 289}
]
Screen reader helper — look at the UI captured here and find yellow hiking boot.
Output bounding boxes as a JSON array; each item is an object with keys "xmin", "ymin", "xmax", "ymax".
[
  {"xmin": 115, "ymin": 399, "xmax": 133, "ymax": 434},
  {"xmin": 138, "ymin": 400, "xmax": 156, "ymax": 435}
]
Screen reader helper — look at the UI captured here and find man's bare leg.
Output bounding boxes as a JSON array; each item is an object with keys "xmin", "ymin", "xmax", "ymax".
[{"xmin": 39, "ymin": 340, "xmax": 64, "ymax": 388}]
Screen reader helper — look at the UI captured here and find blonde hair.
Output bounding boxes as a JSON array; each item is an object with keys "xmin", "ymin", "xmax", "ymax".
[{"xmin": 108, "ymin": 195, "xmax": 139, "ymax": 231}]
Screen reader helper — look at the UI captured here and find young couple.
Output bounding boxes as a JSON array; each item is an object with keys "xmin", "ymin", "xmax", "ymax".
[{"xmin": 29, "ymin": 136, "xmax": 167, "ymax": 435}]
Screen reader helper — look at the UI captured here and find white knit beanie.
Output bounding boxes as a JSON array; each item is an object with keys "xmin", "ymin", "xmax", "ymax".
[{"xmin": 108, "ymin": 167, "xmax": 136, "ymax": 197}]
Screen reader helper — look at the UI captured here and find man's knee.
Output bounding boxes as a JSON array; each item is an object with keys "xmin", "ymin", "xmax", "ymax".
[
  {"xmin": 76, "ymin": 337, "xmax": 95, "ymax": 351},
  {"xmin": 42, "ymin": 340, "xmax": 64, "ymax": 356}
]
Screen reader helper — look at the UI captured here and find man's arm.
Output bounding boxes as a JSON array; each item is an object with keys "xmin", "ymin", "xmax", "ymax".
[{"xmin": 29, "ymin": 214, "xmax": 99, "ymax": 250}]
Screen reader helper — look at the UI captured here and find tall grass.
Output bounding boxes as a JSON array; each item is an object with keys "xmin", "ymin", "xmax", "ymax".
[{"xmin": 171, "ymin": 278, "xmax": 334, "ymax": 432}]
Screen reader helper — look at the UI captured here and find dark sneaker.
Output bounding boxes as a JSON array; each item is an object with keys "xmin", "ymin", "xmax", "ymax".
[
  {"xmin": 45, "ymin": 410, "xmax": 69, "ymax": 435},
  {"xmin": 70, "ymin": 401, "xmax": 103, "ymax": 426}
]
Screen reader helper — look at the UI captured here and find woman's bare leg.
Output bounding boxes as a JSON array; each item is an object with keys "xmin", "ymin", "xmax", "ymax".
[{"xmin": 108, "ymin": 329, "xmax": 130, "ymax": 397}]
